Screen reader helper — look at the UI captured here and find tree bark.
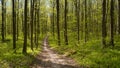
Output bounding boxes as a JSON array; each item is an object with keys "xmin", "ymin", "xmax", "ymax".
[
  {"xmin": 12, "ymin": 0, "xmax": 16, "ymax": 52},
  {"xmin": 23, "ymin": 0, "xmax": 28, "ymax": 54},
  {"xmin": 118, "ymin": 0, "xmax": 120, "ymax": 34},
  {"xmin": 110, "ymin": 0, "xmax": 114, "ymax": 46},
  {"xmin": 77, "ymin": 0, "xmax": 80, "ymax": 43},
  {"xmin": 2, "ymin": 0, "xmax": 5, "ymax": 42},
  {"xmin": 31, "ymin": 0, "xmax": 34, "ymax": 50},
  {"xmin": 16, "ymin": 0, "xmax": 19, "ymax": 40},
  {"xmin": 85, "ymin": 0, "xmax": 88, "ymax": 42},
  {"xmin": 52, "ymin": 2, "xmax": 55, "ymax": 36},
  {"xmin": 102, "ymin": 0, "xmax": 107, "ymax": 46},
  {"xmin": 64, "ymin": 0, "xmax": 68, "ymax": 45},
  {"xmin": 56, "ymin": 0, "xmax": 60, "ymax": 45}
]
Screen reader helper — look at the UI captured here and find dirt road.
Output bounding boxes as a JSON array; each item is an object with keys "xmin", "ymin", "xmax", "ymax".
[{"xmin": 31, "ymin": 37, "xmax": 81, "ymax": 68}]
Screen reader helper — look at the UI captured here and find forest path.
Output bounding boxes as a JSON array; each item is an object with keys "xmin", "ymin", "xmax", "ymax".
[{"xmin": 31, "ymin": 36, "xmax": 80, "ymax": 68}]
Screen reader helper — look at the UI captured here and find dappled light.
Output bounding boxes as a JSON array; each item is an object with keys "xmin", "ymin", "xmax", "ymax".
[{"xmin": 0, "ymin": 0, "xmax": 120, "ymax": 68}]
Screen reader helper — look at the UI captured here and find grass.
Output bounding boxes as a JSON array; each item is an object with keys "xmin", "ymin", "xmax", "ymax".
[
  {"xmin": 0, "ymin": 35, "xmax": 42, "ymax": 68},
  {"xmin": 48, "ymin": 34, "xmax": 120, "ymax": 68}
]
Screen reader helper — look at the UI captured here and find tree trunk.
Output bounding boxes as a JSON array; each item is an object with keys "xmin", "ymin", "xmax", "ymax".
[
  {"xmin": 17, "ymin": 0, "xmax": 19, "ymax": 40},
  {"xmin": 77, "ymin": 0, "xmax": 80, "ymax": 43},
  {"xmin": 64, "ymin": 0, "xmax": 68, "ymax": 45},
  {"xmin": 85, "ymin": 0, "xmax": 88, "ymax": 42},
  {"xmin": 23, "ymin": 0, "xmax": 28, "ymax": 54},
  {"xmin": 102, "ymin": 0, "xmax": 107, "ymax": 47},
  {"xmin": 31, "ymin": 0, "xmax": 34, "ymax": 50},
  {"xmin": 4, "ymin": 1, "xmax": 6, "ymax": 38},
  {"xmin": 34, "ymin": 0, "xmax": 37, "ymax": 48},
  {"xmin": 56, "ymin": 0, "xmax": 60, "ymax": 45},
  {"xmin": 2, "ymin": 0, "xmax": 5, "ymax": 42},
  {"xmin": 118, "ymin": 0, "xmax": 120, "ymax": 34},
  {"xmin": 110, "ymin": 0, "xmax": 114, "ymax": 46},
  {"xmin": 36, "ymin": 0, "xmax": 41, "ymax": 48},
  {"xmin": 12, "ymin": 0, "xmax": 16, "ymax": 52},
  {"xmin": 52, "ymin": 2, "xmax": 55, "ymax": 36}
]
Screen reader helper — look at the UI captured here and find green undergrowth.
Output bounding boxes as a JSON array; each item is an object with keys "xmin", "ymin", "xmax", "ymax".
[
  {"xmin": 49, "ymin": 35, "xmax": 120, "ymax": 68},
  {"xmin": 0, "ymin": 36, "xmax": 42, "ymax": 68}
]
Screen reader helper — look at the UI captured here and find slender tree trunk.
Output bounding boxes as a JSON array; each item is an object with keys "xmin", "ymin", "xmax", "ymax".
[
  {"xmin": 74, "ymin": 0, "xmax": 78, "ymax": 43},
  {"xmin": 56, "ymin": 0, "xmax": 60, "ymax": 45},
  {"xmin": 2, "ymin": 0, "xmax": 5, "ymax": 42},
  {"xmin": 118, "ymin": 0, "xmax": 120, "ymax": 34},
  {"xmin": 4, "ymin": 1, "xmax": 6, "ymax": 38},
  {"xmin": 34, "ymin": 0, "xmax": 37, "ymax": 47},
  {"xmin": 17, "ymin": 0, "xmax": 19, "ymax": 40},
  {"xmin": 12, "ymin": 0, "xmax": 16, "ymax": 52},
  {"xmin": 23, "ymin": 0, "xmax": 28, "ymax": 54},
  {"xmin": 31, "ymin": 0, "xmax": 34, "ymax": 50},
  {"xmin": 52, "ymin": 2, "xmax": 55, "ymax": 36},
  {"xmin": 110, "ymin": 0, "xmax": 114, "ymax": 46},
  {"xmin": 77, "ymin": 0, "xmax": 80, "ymax": 43},
  {"xmin": 36, "ymin": 0, "xmax": 41, "ymax": 49},
  {"xmin": 85, "ymin": 0, "xmax": 88, "ymax": 42},
  {"xmin": 64, "ymin": 0, "xmax": 68, "ymax": 45},
  {"xmin": 102, "ymin": 0, "xmax": 107, "ymax": 47}
]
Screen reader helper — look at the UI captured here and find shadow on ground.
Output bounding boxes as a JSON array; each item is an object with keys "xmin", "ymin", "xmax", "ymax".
[
  {"xmin": 30, "ymin": 36, "xmax": 83, "ymax": 68},
  {"xmin": 30, "ymin": 55, "xmax": 82, "ymax": 68}
]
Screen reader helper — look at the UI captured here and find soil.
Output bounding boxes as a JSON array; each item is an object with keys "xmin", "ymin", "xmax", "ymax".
[{"xmin": 31, "ymin": 36, "xmax": 82, "ymax": 68}]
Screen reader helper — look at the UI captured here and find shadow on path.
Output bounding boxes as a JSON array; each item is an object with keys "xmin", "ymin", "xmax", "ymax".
[{"xmin": 31, "ymin": 36, "xmax": 82, "ymax": 68}]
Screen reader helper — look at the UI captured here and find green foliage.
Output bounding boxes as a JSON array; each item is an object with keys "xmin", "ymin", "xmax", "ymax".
[
  {"xmin": 49, "ymin": 34, "xmax": 120, "ymax": 68},
  {"xmin": 0, "ymin": 36, "xmax": 41, "ymax": 68}
]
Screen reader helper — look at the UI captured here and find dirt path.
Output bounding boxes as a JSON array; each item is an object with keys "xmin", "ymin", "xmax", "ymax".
[{"xmin": 31, "ymin": 36, "xmax": 81, "ymax": 68}]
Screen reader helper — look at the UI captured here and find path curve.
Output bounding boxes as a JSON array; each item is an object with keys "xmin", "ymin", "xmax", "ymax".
[{"xmin": 31, "ymin": 36, "xmax": 80, "ymax": 68}]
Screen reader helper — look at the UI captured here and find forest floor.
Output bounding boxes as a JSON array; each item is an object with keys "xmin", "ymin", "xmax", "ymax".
[{"xmin": 30, "ymin": 36, "xmax": 81, "ymax": 68}]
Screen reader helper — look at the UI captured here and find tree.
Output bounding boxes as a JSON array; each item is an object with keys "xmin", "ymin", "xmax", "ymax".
[
  {"xmin": 52, "ymin": 1, "xmax": 55, "ymax": 36},
  {"xmin": 2, "ymin": 0, "xmax": 5, "ymax": 42},
  {"xmin": 110, "ymin": 0, "xmax": 114, "ymax": 46},
  {"xmin": 34, "ymin": 0, "xmax": 38, "ymax": 48},
  {"xmin": 12, "ymin": 0, "xmax": 16, "ymax": 52},
  {"xmin": 77, "ymin": 0, "xmax": 80, "ymax": 43},
  {"xmin": 118, "ymin": 0, "xmax": 120, "ymax": 34},
  {"xmin": 4, "ymin": 0, "xmax": 7, "ymax": 38},
  {"xmin": 23, "ymin": 0, "xmax": 28, "ymax": 54},
  {"xmin": 30, "ymin": 0, "xmax": 34, "ymax": 50},
  {"xmin": 56, "ymin": 0, "xmax": 60, "ymax": 45},
  {"xmin": 64, "ymin": 0, "xmax": 68, "ymax": 45},
  {"xmin": 102, "ymin": 0, "xmax": 107, "ymax": 47},
  {"xmin": 36, "ymin": 0, "xmax": 41, "ymax": 48},
  {"xmin": 16, "ymin": 0, "xmax": 20, "ymax": 40},
  {"xmin": 85, "ymin": 0, "xmax": 88, "ymax": 42}
]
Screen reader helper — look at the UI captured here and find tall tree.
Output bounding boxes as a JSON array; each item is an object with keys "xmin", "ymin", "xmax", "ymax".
[
  {"xmin": 110, "ymin": 0, "xmax": 114, "ymax": 46},
  {"xmin": 56, "ymin": 0, "xmax": 60, "ymax": 45},
  {"xmin": 12, "ymin": 0, "xmax": 16, "ymax": 52},
  {"xmin": 85, "ymin": 0, "xmax": 88, "ymax": 42},
  {"xmin": 30, "ymin": 0, "xmax": 34, "ymax": 50},
  {"xmin": 36, "ymin": 0, "xmax": 41, "ymax": 48},
  {"xmin": 52, "ymin": 1, "xmax": 55, "ymax": 36},
  {"xmin": 102, "ymin": 0, "xmax": 107, "ymax": 46},
  {"xmin": 23, "ymin": 0, "xmax": 28, "ymax": 53},
  {"xmin": 34, "ymin": 0, "xmax": 37, "ymax": 48},
  {"xmin": 4, "ymin": 1, "xmax": 7, "ymax": 38},
  {"xmin": 64, "ymin": 0, "xmax": 68, "ymax": 45},
  {"xmin": 2, "ymin": 0, "xmax": 5, "ymax": 42},
  {"xmin": 77, "ymin": 0, "xmax": 80, "ymax": 43},
  {"xmin": 16, "ymin": 0, "xmax": 20, "ymax": 40},
  {"xmin": 118, "ymin": 0, "xmax": 120, "ymax": 34}
]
